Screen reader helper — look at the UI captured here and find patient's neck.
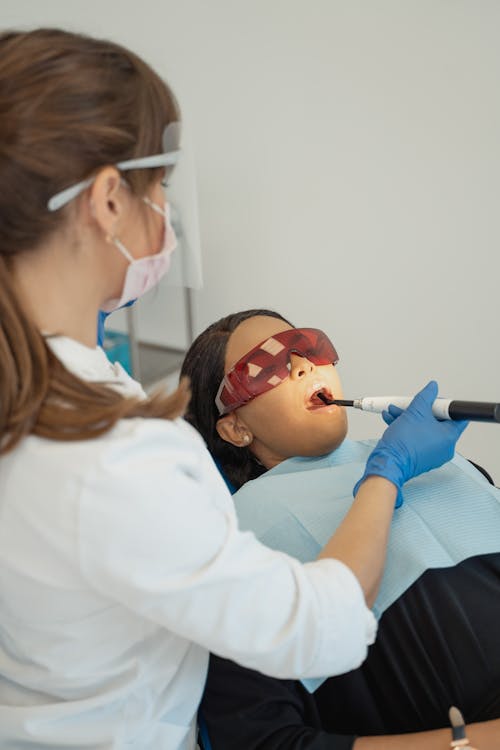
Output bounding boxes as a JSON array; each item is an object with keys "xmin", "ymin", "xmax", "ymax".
[{"xmin": 251, "ymin": 434, "xmax": 348, "ymax": 471}]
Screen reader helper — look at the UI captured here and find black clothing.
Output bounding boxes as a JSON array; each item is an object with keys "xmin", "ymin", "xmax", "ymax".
[{"xmin": 201, "ymin": 553, "xmax": 500, "ymax": 749}]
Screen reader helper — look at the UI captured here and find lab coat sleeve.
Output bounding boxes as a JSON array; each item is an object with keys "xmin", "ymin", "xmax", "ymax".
[{"xmin": 78, "ymin": 419, "xmax": 376, "ymax": 680}]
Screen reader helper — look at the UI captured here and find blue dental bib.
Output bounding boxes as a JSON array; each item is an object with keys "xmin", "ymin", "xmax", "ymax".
[{"xmin": 233, "ymin": 440, "xmax": 500, "ymax": 691}]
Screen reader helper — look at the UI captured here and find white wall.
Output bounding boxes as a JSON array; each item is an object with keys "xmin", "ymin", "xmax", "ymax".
[{"xmin": 4, "ymin": 0, "xmax": 500, "ymax": 480}]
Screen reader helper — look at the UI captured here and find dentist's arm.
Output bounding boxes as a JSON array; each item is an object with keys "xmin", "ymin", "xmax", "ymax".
[{"xmin": 318, "ymin": 476, "xmax": 395, "ymax": 608}]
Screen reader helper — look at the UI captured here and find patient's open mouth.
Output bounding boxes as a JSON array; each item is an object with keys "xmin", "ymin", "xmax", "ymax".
[{"xmin": 306, "ymin": 385, "xmax": 335, "ymax": 410}]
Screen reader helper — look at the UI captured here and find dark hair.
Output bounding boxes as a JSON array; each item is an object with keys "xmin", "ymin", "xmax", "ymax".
[
  {"xmin": 0, "ymin": 28, "xmax": 189, "ymax": 454},
  {"xmin": 180, "ymin": 309, "xmax": 293, "ymax": 490}
]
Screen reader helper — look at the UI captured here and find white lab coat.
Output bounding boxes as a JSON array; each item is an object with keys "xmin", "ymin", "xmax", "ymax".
[{"xmin": 0, "ymin": 336, "xmax": 376, "ymax": 749}]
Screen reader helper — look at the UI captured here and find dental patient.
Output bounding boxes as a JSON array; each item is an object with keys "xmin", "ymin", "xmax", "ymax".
[{"xmin": 180, "ymin": 309, "xmax": 500, "ymax": 750}]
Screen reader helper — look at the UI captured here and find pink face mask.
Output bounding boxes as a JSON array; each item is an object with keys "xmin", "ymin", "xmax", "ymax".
[{"xmin": 101, "ymin": 199, "xmax": 177, "ymax": 313}]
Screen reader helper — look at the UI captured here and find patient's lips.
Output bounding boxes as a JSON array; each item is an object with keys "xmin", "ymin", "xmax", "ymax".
[{"xmin": 306, "ymin": 383, "xmax": 336, "ymax": 411}]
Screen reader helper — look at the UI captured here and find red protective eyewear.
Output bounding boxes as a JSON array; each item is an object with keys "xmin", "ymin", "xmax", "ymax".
[{"xmin": 215, "ymin": 327, "xmax": 339, "ymax": 415}]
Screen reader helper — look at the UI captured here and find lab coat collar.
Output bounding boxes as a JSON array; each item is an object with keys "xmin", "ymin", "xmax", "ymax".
[{"xmin": 46, "ymin": 335, "xmax": 146, "ymax": 399}]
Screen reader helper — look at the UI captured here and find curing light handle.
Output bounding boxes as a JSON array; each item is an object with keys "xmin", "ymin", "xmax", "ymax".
[
  {"xmin": 358, "ymin": 397, "xmax": 500, "ymax": 422},
  {"xmin": 447, "ymin": 400, "xmax": 500, "ymax": 422}
]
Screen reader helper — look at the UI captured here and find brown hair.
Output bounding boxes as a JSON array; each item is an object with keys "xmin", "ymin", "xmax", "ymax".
[{"xmin": 0, "ymin": 28, "xmax": 189, "ymax": 455}]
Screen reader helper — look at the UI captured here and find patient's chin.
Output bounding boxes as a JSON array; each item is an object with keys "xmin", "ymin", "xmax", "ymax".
[
  {"xmin": 321, "ymin": 413, "xmax": 348, "ymax": 451},
  {"xmin": 323, "ymin": 418, "xmax": 348, "ymax": 454},
  {"xmin": 320, "ymin": 432, "xmax": 347, "ymax": 456}
]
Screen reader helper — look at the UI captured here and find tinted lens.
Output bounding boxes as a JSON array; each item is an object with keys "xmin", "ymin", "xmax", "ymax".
[
  {"xmin": 216, "ymin": 328, "xmax": 338, "ymax": 415},
  {"xmin": 289, "ymin": 329, "xmax": 338, "ymax": 366}
]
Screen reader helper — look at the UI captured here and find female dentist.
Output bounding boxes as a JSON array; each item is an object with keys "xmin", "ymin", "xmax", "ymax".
[{"xmin": 0, "ymin": 28, "xmax": 467, "ymax": 750}]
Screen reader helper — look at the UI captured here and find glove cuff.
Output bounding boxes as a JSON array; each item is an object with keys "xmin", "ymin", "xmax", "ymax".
[
  {"xmin": 352, "ymin": 475, "xmax": 404, "ymax": 508},
  {"xmin": 353, "ymin": 448, "xmax": 405, "ymax": 508}
]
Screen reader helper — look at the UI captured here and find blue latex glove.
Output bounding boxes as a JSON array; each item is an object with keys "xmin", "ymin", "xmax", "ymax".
[{"xmin": 353, "ymin": 381, "xmax": 468, "ymax": 507}]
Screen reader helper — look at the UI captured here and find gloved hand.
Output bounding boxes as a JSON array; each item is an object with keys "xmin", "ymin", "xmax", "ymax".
[{"xmin": 353, "ymin": 381, "xmax": 469, "ymax": 507}]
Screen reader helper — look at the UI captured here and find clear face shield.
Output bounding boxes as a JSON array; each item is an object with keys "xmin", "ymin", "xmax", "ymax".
[
  {"xmin": 161, "ymin": 121, "xmax": 202, "ymax": 290},
  {"xmin": 47, "ymin": 121, "xmax": 202, "ymax": 289}
]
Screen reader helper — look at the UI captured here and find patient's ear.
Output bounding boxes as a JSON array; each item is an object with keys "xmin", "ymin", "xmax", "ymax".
[{"xmin": 216, "ymin": 413, "xmax": 253, "ymax": 448}]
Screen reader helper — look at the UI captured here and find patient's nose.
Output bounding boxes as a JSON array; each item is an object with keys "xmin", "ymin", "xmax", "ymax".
[{"xmin": 289, "ymin": 353, "xmax": 315, "ymax": 379}]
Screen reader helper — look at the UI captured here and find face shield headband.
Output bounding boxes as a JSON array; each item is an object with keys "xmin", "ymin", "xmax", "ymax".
[
  {"xmin": 47, "ymin": 122, "xmax": 181, "ymax": 211},
  {"xmin": 215, "ymin": 327, "xmax": 339, "ymax": 416}
]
